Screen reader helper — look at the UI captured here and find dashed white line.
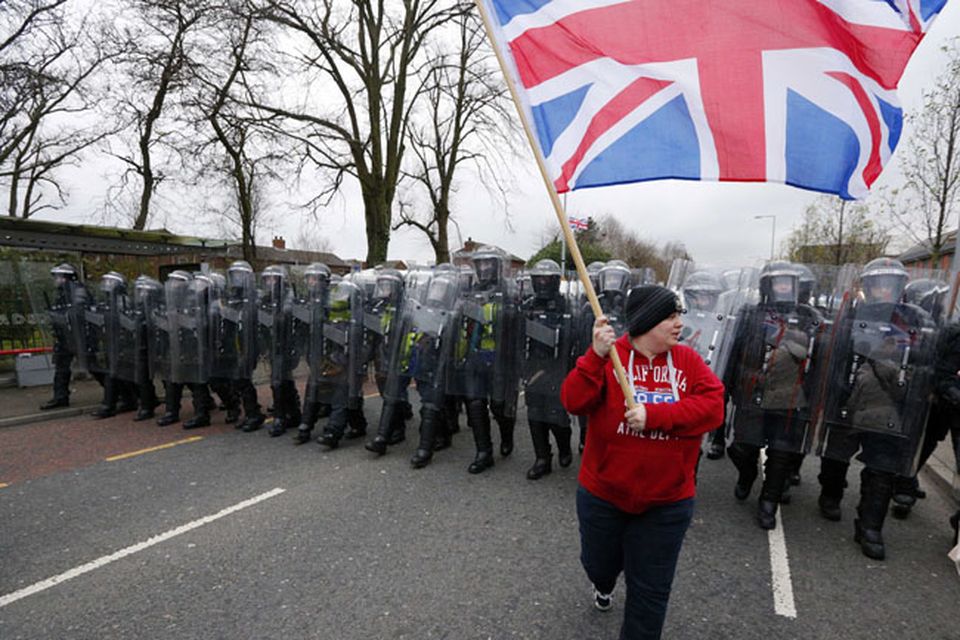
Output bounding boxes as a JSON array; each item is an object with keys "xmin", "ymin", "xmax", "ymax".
[{"xmin": 0, "ymin": 487, "xmax": 286, "ymax": 608}]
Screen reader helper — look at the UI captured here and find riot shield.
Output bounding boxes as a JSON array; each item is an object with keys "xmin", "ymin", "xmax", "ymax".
[
  {"xmin": 726, "ymin": 263, "xmax": 829, "ymax": 453},
  {"xmin": 667, "ymin": 259, "xmax": 745, "ymax": 377},
  {"xmin": 226, "ymin": 263, "xmax": 258, "ymax": 379},
  {"xmin": 817, "ymin": 264, "xmax": 939, "ymax": 475},
  {"xmin": 131, "ymin": 277, "xmax": 161, "ymax": 386},
  {"xmin": 310, "ymin": 280, "xmax": 364, "ymax": 407},
  {"xmin": 257, "ymin": 268, "xmax": 301, "ymax": 385},
  {"xmin": 205, "ymin": 274, "xmax": 240, "ymax": 381},
  {"xmin": 44, "ymin": 279, "xmax": 90, "ymax": 372},
  {"xmin": 166, "ymin": 274, "xmax": 208, "ymax": 385},
  {"xmin": 382, "ymin": 278, "xmax": 459, "ymax": 411},
  {"xmin": 107, "ymin": 283, "xmax": 138, "ymax": 384},
  {"xmin": 82, "ymin": 285, "xmax": 109, "ymax": 377},
  {"xmin": 521, "ymin": 287, "xmax": 575, "ymax": 426}
]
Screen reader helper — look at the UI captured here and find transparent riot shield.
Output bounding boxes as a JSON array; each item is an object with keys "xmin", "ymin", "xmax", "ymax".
[
  {"xmin": 667, "ymin": 259, "xmax": 746, "ymax": 377},
  {"xmin": 310, "ymin": 280, "xmax": 364, "ymax": 406},
  {"xmin": 82, "ymin": 285, "xmax": 109, "ymax": 377},
  {"xmin": 206, "ymin": 275, "xmax": 240, "ymax": 381},
  {"xmin": 131, "ymin": 277, "xmax": 162, "ymax": 387},
  {"xmin": 43, "ymin": 278, "xmax": 91, "ymax": 372},
  {"xmin": 166, "ymin": 275, "xmax": 208, "ymax": 385},
  {"xmin": 109, "ymin": 289, "xmax": 138, "ymax": 383},
  {"xmin": 382, "ymin": 272, "xmax": 457, "ymax": 415},
  {"xmin": 257, "ymin": 271, "xmax": 302, "ymax": 386},
  {"xmin": 521, "ymin": 286, "xmax": 575, "ymax": 426},
  {"xmin": 726, "ymin": 263, "xmax": 831, "ymax": 453},
  {"xmin": 816, "ymin": 264, "xmax": 940, "ymax": 476},
  {"xmin": 147, "ymin": 281, "xmax": 172, "ymax": 382},
  {"xmin": 225, "ymin": 268, "xmax": 258, "ymax": 380}
]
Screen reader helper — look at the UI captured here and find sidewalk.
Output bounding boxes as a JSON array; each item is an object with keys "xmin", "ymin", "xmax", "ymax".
[{"xmin": 0, "ymin": 363, "xmax": 379, "ymax": 430}]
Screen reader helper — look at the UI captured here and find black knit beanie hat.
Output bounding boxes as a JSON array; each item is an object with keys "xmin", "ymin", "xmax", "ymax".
[{"xmin": 625, "ymin": 285, "xmax": 682, "ymax": 337}]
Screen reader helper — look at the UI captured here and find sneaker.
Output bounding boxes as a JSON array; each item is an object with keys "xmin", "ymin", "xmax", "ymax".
[{"xmin": 593, "ymin": 587, "xmax": 613, "ymax": 612}]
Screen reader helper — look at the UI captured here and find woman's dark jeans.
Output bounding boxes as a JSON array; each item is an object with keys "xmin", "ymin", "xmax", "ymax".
[{"xmin": 577, "ymin": 485, "xmax": 694, "ymax": 640}]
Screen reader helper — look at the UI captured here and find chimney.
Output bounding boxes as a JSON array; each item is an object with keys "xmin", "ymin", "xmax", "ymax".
[{"xmin": 272, "ymin": 235, "xmax": 286, "ymax": 250}]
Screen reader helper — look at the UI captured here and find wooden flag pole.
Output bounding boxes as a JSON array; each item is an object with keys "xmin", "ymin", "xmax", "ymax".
[{"xmin": 473, "ymin": 0, "xmax": 637, "ymax": 409}]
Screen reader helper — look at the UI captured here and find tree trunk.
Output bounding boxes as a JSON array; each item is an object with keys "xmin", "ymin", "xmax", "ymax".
[{"xmin": 435, "ymin": 203, "xmax": 450, "ymax": 264}]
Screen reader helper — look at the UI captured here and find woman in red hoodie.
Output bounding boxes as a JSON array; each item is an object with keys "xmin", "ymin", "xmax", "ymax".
[{"xmin": 561, "ymin": 285, "xmax": 724, "ymax": 640}]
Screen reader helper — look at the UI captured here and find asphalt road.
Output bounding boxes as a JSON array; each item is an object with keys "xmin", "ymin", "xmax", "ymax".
[{"xmin": 1, "ymin": 400, "xmax": 958, "ymax": 640}]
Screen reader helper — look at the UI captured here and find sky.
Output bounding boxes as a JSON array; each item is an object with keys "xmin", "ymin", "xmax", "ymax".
[{"xmin": 31, "ymin": 2, "xmax": 960, "ymax": 268}]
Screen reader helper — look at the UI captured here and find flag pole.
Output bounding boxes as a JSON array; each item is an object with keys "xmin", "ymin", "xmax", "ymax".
[
  {"xmin": 561, "ymin": 194, "xmax": 567, "ymax": 277},
  {"xmin": 474, "ymin": 0, "xmax": 637, "ymax": 409}
]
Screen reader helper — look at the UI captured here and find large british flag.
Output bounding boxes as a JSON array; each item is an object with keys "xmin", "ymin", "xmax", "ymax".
[{"xmin": 480, "ymin": 0, "xmax": 948, "ymax": 199}]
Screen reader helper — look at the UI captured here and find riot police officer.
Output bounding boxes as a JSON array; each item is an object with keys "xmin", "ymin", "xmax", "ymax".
[
  {"xmin": 816, "ymin": 258, "xmax": 937, "ymax": 559},
  {"xmin": 131, "ymin": 276, "xmax": 162, "ymax": 421},
  {"xmin": 451, "ymin": 246, "xmax": 520, "ymax": 474},
  {"xmin": 154, "ymin": 271, "xmax": 214, "ymax": 429},
  {"xmin": 226, "ymin": 261, "xmax": 265, "ymax": 432},
  {"xmin": 725, "ymin": 262, "xmax": 825, "ymax": 530},
  {"xmin": 41, "ymin": 263, "xmax": 90, "ymax": 410},
  {"xmin": 316, "ymin": 276, "xmax": 367, "ymax": 449},
  {"xmin": 365, "ymin": 268, "xmax": 413, "ymax": 454},
  {"xmin": 678, "ymin": 269, "xmax": 728, "ymax": 460},
  {"xmin": 294, "ymin": 263, "xmax": 333, "ymax": 444},
  {"xmin": 90, "ymin": 272, "xmax": 139, "ymax": 419},
  {"xmin": 258, "ymin": 265, "xmax": 303, "ymax": 437},
  {"xmin": 521, "ymin": 259, "xmax": 575, "ymax": 479},
  {"xmin": 890, "ymin": 278, "xmax": 951, "ymax": 518}
]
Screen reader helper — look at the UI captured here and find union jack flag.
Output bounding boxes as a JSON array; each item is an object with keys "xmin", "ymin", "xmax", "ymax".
[
  {"xmin": 480, "ymin": 0, "xmax": 947, "ymax": 199},
  {"xmin": 568, "ymin": 215, "xmax": 590, "ymax": 231}
]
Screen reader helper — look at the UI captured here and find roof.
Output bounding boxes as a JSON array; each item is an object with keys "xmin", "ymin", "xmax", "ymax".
[
  {"xmin": 898, "ymin": 228, "xmax": 958, "ymax": 263},
  {"xmin": 0, "ymin": 217, "xmax": 228, "ymax": 255}
]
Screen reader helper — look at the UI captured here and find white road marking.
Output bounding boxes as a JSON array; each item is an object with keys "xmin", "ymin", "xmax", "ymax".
[
  {"xmin": 0, "ymin": 488, "xmax": 286, "ymax": 608},
  {"xmin": 759, "ymin": 450, "xmax": 798, "ymax": 619}
]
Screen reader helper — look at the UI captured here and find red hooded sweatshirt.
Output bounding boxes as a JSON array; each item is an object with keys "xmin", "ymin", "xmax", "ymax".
[{"xmin": 561, "ymin": 334, "xmax": 725, "ymax": 514}]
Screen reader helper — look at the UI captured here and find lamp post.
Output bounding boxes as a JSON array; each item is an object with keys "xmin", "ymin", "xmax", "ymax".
[{"xmin": 754, "ymin": 214, "xmax": 776, "ymax": 260}]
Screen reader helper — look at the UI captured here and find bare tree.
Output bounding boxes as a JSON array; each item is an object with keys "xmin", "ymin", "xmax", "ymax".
[
  {"xmin": 0, "ymin": 1, "xmax": 117, "ymax": 217},
  {"xmin": 882, "ymin": 38, "xmax": 960, "ymax": 264},
  {"xmin": 783, "ymin": 196, "xmax": 890, "ymax": 264},
  {"xmin": 395, "ymin": 9, "xmax": 516, "ymax": 264},
  {"xmin": 182, "ymin": 1, "xmax": 285, "ymax": 260},
  {"xmin": 104, "ymin": 0, "xmax": 214, "ymax": 230},
  {"xmin": 250, "ymin": 0, "xmax": 464, "ymax": 264}
]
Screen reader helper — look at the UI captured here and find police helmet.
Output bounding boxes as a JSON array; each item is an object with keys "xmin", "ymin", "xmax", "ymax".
[{"xmin": 860, "ymin": 258, "xmax": 908, "ymax": 304}]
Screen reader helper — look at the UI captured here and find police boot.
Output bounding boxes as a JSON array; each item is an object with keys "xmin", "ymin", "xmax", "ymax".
[
  {"xmin": 183, "ymin": 413, "xmax": 211, "ymax": 430},
  {"xmin": 411, "ymin": 408, "xmax": 442, "ymax": 469},
  {"xmin": 467, "ymin": 400, "xmax": 494, "ymax": 474},
  {"xmin": 267, "ymin": 418, "xmax": 287, "ymax": 437},
  {"xmin": 764, "ymin": 450, "xmax": 796, "ymax": 507},
  {"xmin": 241, "ymin": 413, "xmax": 265, "ymax": 432},
  {"xmin": 890, "ymin": 475, "xmax": 922, "ymax": 520},
  {"xmin": 91, "ymin": 405, "xmax": 116, "ymax": 420},
  {"xmin": 727, "ymin": 443, "xmax": 759, "ymax": 501},
  {"xmin": 527, "ymin": 422, "xmax": 553, "ymax": 480},
  {"xmin": 705, "ymin": 426, "xmax": 725, "ymax": 460},
  {"xmin": 951, "ymin": 510, "xmax": 960, "ymax": 547},
  {"xmin": 293, "ymin": 425, "xmax": 313, "ymax": 445},
  {"xmin": 757, "ymin": 499, "xmax": 778, "ymax": 530},
  {"xmin": 317, "ymin": 430, "xmax": 340, "ymax": 450},
  {"xmin": 433, "ymin": 414, "xmax": 452, "ymax": 451},
  {"xmin": 366, "ymin": 403, "xmax": 395, "ymax": 455},
  {"xmin": 156, "ymin": 412, "xmax": 180, "ymax": 427},
  {"xmin": 134, "ymin": 407, "xmax": 156, "ymax": 422},
  {"xmin": 225, "ymin": 407, "xmax": 242, "ymax": 424},
  {"xmin": 40, "ymin": 397, "xmax": 69, "ymax": 410},
  {"xmin": 498, "ymin": 417, "xmax": 515, "ymax": 457},
  {"xmin": 818, "ymin": 458, "xmax": 849, "ymax": 521},
  {"xmin": 555, "ymin": 426, "xmax": 573, "ymax": 468},
  {"xmin": 387, "ymin": 404, "xmax": 407, "ymax": 445},
  {"xmin": 854, "ymin": 469, "xmax": 895, "ymax": 561},
  {"xmin": 344, "ymin": 407, "xmax": 367, "ymax": 440}
]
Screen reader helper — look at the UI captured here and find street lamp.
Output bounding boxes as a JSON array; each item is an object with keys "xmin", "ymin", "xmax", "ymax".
[{"xmin": 754, "ymin": 215, "xmax": 776, "ymax": 260}]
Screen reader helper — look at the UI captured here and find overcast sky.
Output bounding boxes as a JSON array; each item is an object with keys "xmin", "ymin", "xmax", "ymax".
[{"xmin": 40, "ymin": 3, "xmax": 960, "ymax": 268}]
